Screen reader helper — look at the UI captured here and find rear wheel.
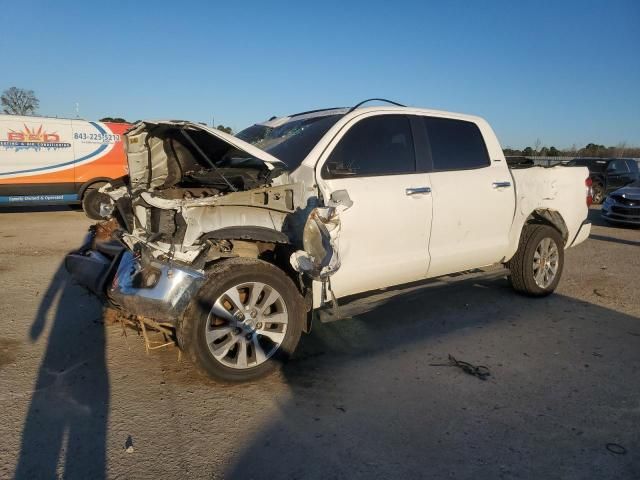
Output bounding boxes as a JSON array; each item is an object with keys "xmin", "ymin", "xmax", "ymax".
[
  {"xmin": 178, "ymin": 258, "xmax": 305, "ymax": 382},
  {"xmin": 507, "ymin": 224, "xmax": 564, "ymax": 297},
  {"xmin": 81, "ymin": 182, "xmax": 108, "ymax": 220},
  {"xmin": 592, "ymin": 182, "xmax": 605, "ymax": 204}
]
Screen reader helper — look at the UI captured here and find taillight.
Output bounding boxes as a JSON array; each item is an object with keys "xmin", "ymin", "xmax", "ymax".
[{"xmin": 585, "ymin": 177, "xmax": 593, "ymax": 207}]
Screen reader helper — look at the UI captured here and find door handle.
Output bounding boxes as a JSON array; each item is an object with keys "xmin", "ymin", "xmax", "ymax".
[
  {"xmin": 405, "ymin": 187, "xmax": 431, "ymax": 195},
  {"xmin": 492, "ymin": 181, "xmax": 511, "ymax": 189}
]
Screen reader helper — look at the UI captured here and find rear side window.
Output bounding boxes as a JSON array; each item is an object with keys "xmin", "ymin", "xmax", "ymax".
[
  {"xmin": 423, "ymin": 117, "xmax": 490, "ymax": 171},
  {"xmin": 323, "ymin": 115, "xmax": 415, "ymax": 178},
  {"xmin": 608, "ymin": 160, "xmax": 629, "ymax": 173}
]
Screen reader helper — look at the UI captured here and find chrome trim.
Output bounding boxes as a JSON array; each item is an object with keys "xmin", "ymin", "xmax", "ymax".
[
  {"xmin": 108, "ymin": 251, "xmax": 205, "ymax": 323},
  {"xmin": 405, "ymin": 187, "xmax": 431, "ymax": 195}
]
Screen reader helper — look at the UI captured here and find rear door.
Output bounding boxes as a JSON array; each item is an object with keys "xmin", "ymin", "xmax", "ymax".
[
  {"xmin": 315, "ymin": 113, "xmax": 433, "ymax": 299},
  {"xmin": 422, "ymin": 116, "xmax": 516, "ymax": 277}
]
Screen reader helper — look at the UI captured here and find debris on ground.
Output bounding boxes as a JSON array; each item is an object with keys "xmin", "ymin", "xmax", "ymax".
[
  {"xmin": 124, "ymin": 435, "xmax": 134, "ymax": 454},
  {"xmin": 605, "ymin": 443, "xmax": 627, "ymax": 455},
  {"xmin": 103, "ymin": 308, "xmax": 180, "ymax": 358},
  {"xmin": 430, "ymin": 354, "xmax": 491, "ymax": 381}
]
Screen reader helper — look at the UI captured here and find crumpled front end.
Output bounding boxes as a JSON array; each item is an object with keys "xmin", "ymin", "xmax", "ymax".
[
  {"xmin": 65, "ymin": 120, "xmax": 350, "ymax": 324},
  {"xmin": 65, "ymin": 223, "xmax": 207, "ymax": 323}
]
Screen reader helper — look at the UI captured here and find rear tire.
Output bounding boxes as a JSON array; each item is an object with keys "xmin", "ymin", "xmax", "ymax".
[
  {"xmin": 592, "ymin": 182, "xmax": 605, "ymax": 204},
  {"xmin": 178, "ymin": 258, "xmax": 305, "ymax": 383},
  {"xmin": 507, "ymin": 224, "xmax": 564, "ymax": 297},
  {"xmin": 81, "ymin": 182, "xmax": 108, "ymax": 220}
]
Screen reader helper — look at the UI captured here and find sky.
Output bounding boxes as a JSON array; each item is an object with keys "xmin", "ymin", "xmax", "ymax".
[{"xmin": 1, "ymin": 0, "xmax": 638, "ymax": 149}]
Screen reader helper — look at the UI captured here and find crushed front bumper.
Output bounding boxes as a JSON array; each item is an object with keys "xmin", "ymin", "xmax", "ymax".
[
  {"xmin": 107, "ymin": 251, "xmax": 205, "ymax": 323},
  {"xmin": 65, "ymin": 237, "xmax": 205, "ymax": 324}
]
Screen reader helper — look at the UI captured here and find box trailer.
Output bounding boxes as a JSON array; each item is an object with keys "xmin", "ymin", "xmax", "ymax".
[{"xmin": 0, "ymin": 114, "xmax": 130, "ymax": 218}]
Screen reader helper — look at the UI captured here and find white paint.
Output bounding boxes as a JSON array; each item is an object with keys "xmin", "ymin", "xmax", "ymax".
[{"xmin": 306, "ymin": 107, "xmax": 590, "ymax": 307}]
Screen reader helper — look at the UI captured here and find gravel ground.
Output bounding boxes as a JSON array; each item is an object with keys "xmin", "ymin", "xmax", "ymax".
[{"xmin": 0, "ymin": 205, "xmax": 638, "ymax": 479}]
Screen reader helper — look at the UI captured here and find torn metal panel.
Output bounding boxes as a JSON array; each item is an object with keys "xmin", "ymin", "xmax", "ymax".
[
  {"xmin": 290, "ymin": 190, "xmax": 353, "ymax": 281},
  {"xmin": 181, "ymin": 205, "xmax": 290, "ymax": 246},
  {"xmin": 138, "ymin": 183, "xmax": 303, "ymax": 212}
]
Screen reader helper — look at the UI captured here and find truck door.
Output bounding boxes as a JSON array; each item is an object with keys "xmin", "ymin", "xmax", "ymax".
[
  {"xmin": 0, "ymin": 116, "xmax": 75, "ymax": 202},
  {"xmin": 315, "ymin": 113, "xmax": 433, "ymax": 299},
  {"xmin": 422, "ymin": 116, "xmax": 516, "ymax": 277}
]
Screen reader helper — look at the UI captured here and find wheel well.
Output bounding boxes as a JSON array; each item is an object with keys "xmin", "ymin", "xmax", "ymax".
[
  {"xmin": 207, "ymin": 238, "xmax": 307, "ymax": 294},
  {"xmin": 525, "ymin": 209, "xmax": 569, "ymax": 245},
  {"xmin": 78, "ymin": 178, "xmax": 112, "ymax": 199},
  {"xmin": 205, "ymin": 239, "xmax": 313, "ymax": 332}
]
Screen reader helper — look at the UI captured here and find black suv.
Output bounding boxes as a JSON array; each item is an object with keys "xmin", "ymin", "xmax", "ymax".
[{"xmin": 566, "ymin": 158, "xmax": 640, "ymax": 204}]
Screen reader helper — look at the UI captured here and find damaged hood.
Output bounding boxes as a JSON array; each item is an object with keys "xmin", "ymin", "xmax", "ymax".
[{"xmin": 124, "ymin": 120, "xmax": 287, "ymax": 190}]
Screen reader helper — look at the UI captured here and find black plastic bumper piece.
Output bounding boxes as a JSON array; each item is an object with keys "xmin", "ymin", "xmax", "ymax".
[{"xmin": 65, "ymin": 250, "xmax": 117, "ymax": 296}]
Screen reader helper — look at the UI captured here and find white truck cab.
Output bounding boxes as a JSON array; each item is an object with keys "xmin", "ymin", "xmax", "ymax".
[{"xmin": 65, "ymin": 100, "xmax": 592, "ymax": 382}]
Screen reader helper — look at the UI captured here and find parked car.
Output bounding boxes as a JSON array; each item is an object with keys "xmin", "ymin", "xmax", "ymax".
[
  {"xmin": 601, "ymin": 180, "xmax": 640, "ymax": 226},
  {"xmin": 65, "ymin": 100, "xmax": 592, "ymax": 382},
  {"xmin": 0, "ymin": 114, "xmax": 131, "ymax": 218},
  {"xmin": 565, "ymin": 157, "xmax": 640, "ymax": 204}
]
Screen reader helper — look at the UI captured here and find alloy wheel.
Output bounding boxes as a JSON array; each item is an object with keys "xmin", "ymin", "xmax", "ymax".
[
  {"xmin": 204, "ymin": 282, "xmax": 289, "ymax": 369},
  {"xmin": 532, "ymin": 237, "xmax": 559, "ymax": 289}
]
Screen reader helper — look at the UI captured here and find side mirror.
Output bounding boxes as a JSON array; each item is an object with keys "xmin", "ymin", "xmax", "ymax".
[{"xmin": 329, "ymin": 189, "xmax": 353, "ymax": 208}]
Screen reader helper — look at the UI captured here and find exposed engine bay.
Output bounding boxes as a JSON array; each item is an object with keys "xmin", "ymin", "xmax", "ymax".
[
  {"xmin": 96, "ymin": 120, "xmax": 344, "ymax": 279},
  {"xmin": 98, "ymin": 121, "xmax": 304, "ymax": 266}
]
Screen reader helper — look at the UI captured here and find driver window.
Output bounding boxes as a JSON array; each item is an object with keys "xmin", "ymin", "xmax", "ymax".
[
  {"xmin": 322, "ymin": 115, "xmax": 415, "ymax": 178},
  {"xmin": 609, "ymin": 160, "xmax": 629, "ymax": 173}
]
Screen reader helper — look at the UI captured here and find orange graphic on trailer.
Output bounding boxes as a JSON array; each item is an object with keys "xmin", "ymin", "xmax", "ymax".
[
  {"xmin": 0, "ymin": 115, "xmax": 130, "ymax": 205},
  {"xmin": 2, "ymin": 124, "xmax": 71, "ymax": 150}
]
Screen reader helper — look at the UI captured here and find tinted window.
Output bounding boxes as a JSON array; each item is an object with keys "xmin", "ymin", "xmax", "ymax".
[
  {"xmin": 424, "ymin": 117, "xmax": 490, "ymax": 171},
  {"xmin": 626, "ymin": 159, "xmax": 639, "ymax": 173},
  {"xmin": 608, "ymin": 160, "xmax": 629, "ymax": 173},
  {"xmin": 324, "ymin": 115, "xmax": 415, "ymax": 177},
  {"xmin": 265, "ymin": 115, "xmax": 342, "ymax": 170}
]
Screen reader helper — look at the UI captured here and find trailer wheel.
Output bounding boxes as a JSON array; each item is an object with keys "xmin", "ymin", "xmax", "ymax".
[{"xmin": 81, "ymin": 182, "xmax": 108, "ymax": 220}]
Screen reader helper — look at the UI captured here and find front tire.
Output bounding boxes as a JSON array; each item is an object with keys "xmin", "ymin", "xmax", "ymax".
[
  {"xmin": 507, "ymin": 224, "xmax": 564, "ymax": 297},
  {"xmin": 178, "ymin": 258, "xmax": 305, "ymax": 383}
]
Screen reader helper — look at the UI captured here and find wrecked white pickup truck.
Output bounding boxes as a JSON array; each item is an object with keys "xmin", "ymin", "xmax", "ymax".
[{"xmin": 66, "ymin": 100, "xmax": 592, "ymax": 382}]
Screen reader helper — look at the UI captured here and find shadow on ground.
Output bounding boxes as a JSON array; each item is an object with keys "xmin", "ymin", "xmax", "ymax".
[
  {"xmin": 14, "ymin": 262, "xmax": 109, "ymax": 479},
  {"xmin": 228, "ymin": 275, "xmax": 640, "ymax": 479}
]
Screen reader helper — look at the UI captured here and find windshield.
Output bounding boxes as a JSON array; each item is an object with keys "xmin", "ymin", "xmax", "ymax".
[
  {"xmin": 239, "ymin": 115, "xmax": 343, "ymax": 170},
  {"xmin": 235, "ymin": 124, "xmax": 273, "ymax": 145}
]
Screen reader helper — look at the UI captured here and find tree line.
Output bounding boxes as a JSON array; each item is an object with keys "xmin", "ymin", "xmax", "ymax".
[
  {"xmin": 503, "ymin": 142, "xmax": 639, "ymax": 158},
  {"xmin": 2, "ymin": 87, "xmax": 636, "ymax": 154},
  {"xmin": 1, "ymin": 86, "xmax": 234, "ymax": 134}
]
